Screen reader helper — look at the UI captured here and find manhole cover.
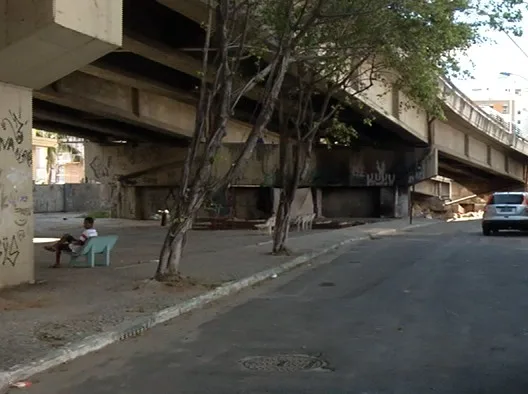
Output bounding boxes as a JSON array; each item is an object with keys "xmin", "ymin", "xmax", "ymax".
[{"xmin": 240, "ymin": 354, "xmax": 327, "ymax": 372}]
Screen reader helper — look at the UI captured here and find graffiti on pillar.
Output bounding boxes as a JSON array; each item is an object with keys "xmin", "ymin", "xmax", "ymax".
[
  {"xmin": 17, "ymin": 229, "xmax": 26, "ymax": 242},
  {"xmin": 89, "ymin": 155, "xmax": 112, "ymax": 180},
  {"xmin": 0, "ymin": 235, "xmax": 20, "ymax": 267},
  {"xmin": 0, "ymin": 109, "xmax": 32, "ymax": 167},
  {"xmin": 0, "ymin": 165, "xmax": 32, "ymax": 264},
  {"xmin": 366, "ymin": 161, "xmax": 396, "ymax": 186},
  {"xmin": 14, "ymin": 207, "xmax": 31, "ymax": 227},
  {"xmin": 0, "ymin": 107, "xmax": 32, "ymax": 269}
]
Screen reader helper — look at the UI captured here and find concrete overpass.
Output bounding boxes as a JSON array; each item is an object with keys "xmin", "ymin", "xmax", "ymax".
[
  {"xmin": 30, "ymin": 0, "xmax": 527, "ymax": 195},
  {"xmin": 0, "ymin": 0, "xmax": 527, "ymax": 287}
]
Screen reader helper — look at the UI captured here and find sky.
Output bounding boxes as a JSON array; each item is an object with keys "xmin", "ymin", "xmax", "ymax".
[{"xmin": 455, "ymin": 15, "xmax": 528, "ymax": 94}]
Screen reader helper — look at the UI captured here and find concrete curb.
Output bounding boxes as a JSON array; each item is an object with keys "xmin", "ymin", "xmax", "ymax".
[{"xmin": 0, "ymin": 220, "xmax": 437, "ymax": 391}]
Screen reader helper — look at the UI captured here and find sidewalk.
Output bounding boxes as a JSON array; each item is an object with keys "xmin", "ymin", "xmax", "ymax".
[{"xmin": 1, "ymin": 216, "xmax": 438, "ymax": 387}]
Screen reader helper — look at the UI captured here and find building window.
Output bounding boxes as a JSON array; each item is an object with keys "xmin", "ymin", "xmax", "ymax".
[
  {"xmin": 502, "ymin": 105, "xmax": 510, "ymax": 114},
  {"xmin": 516, "ymin": 89, "xmax": 522, "ymax": 95},
  {"xmin": 518, "ymin": 120, "xmax": 521, "ymax": 124},
  {"xmin": 518, "ymin": 110, "xmax": 522, "ymax": 115}
]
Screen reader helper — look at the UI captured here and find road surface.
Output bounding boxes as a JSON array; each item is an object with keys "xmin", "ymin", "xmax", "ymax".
[{"xmin": 21, "ymin": 221, "xmax": 528, "ymax": 394}]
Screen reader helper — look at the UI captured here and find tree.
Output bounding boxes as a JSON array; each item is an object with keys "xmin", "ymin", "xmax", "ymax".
[
  {"xmin": 269, "ymin": 0, "xmax": 526, "ymax": 253},
  {"xmin": 155, "ymin": 0, "xmax": 525, "ymax": 279},
  {"xmin": 155, "ymin": 0, "xmax": 293, "ymax": 280}
]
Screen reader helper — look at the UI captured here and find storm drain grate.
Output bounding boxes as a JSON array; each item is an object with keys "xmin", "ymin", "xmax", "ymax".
[{"xmin": 240, "ymin": 354, "xmax": 327, "ymax": 372}]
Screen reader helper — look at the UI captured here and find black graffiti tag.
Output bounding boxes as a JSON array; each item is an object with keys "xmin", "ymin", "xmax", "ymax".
[
  {"xmin": 89, "ymin": 155, "xmax": 112, "ymax": 179},
  {"xmin": 0, "ymin": 109, "xmax": 32, "ymax": 167},
  {"xmin": 0, "ymin": 235, "xmax": 20, "ymax": 267}
]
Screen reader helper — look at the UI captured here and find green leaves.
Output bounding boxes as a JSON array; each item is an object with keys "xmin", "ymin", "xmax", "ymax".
[{"xmin": 247, "ymin": 0, "xmax": 525, "ymax": 121}]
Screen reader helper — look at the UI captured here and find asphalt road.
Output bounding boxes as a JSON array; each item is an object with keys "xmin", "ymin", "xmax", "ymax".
[{"xmin": 20, "ymin": 221, "xmax": 528, "ymax": 394}]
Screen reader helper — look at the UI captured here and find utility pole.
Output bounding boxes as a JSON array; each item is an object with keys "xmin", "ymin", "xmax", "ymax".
[{"xmin": 408, "ymin": 149, "xmax": 416, "ymax": 225}]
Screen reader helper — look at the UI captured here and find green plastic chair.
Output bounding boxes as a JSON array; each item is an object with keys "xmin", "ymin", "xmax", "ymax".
[{"xmin": 68, "ymin": 235, "xmax": 118, "ymax": 268}]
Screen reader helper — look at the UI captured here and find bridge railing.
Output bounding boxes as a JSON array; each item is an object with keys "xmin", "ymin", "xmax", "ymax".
[{"xmin": 440, "ymin": 78, "xmax": 528, "ymax": 144}]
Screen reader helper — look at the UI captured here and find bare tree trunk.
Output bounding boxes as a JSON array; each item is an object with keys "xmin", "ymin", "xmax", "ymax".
[
  {"xmin": 154, "ymin": 2, "xmax": 293, "ymax": 280},
  {"xmin": 155, "ymin": 214, "xmax": 194, "ymax": 280},
  {"xmin": 273, "ymin": 137, "xmax": 312, "ymax": 254},
  {"xmin": 272, "ymin": 187, "xmax": 294, "ymax": 254}
]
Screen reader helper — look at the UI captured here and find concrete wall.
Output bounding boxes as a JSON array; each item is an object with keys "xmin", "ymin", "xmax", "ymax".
[
  {"xmin": 322, "ymin": 188, "xmax": 380, "ymax": 218},
  {"xmin": 33, "ymin": 183, "xmax": 111, "ymax": 213},
  {"xmin": 85, "ymin": 142, "xmax": 431, "ymax": 188},
  {"xmin": 85, "ymin": 141, "xmax": 434, "ymax": 219},
  {"xmin": 414, "ymin": 178, "xmax": 451, "ymax": 199},
  {"xmin": 0, "ymin": 82, "xmax": 34, "ymax": 288},
  {"xmin": 451, "ymin": 182, "xmax": 477, "ymax": 200}
]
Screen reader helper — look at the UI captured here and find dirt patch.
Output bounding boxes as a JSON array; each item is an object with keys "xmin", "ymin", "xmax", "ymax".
[
  {"xmin": 133, "ymin": 276, "xmax": 218, "ymax": 294},
  {"xmin": 0, "ymin": 296, "xmax": 49, "ymax": 311}
]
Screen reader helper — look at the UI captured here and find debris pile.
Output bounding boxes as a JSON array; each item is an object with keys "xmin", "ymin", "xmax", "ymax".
[
  {"xmin": 412, "ymin": 197, "xmax": 449, "ymax": 220},
  {"xmin": 412, "ymin": 196, "xmax": 485, "ymax": 221}
]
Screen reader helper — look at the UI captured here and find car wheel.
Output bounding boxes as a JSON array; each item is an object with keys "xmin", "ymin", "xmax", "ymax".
[{"xmin": 483, "ymin": 226, "xmax": 491, "ymax": 236}]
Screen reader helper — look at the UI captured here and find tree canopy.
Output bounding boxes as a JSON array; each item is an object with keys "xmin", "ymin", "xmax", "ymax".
[{"xmin": 246, "ymin": 0, "xmax": 525, "ymax": 117}]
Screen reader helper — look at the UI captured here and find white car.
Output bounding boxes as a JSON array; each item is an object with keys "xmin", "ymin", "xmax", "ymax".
[{"xmin": 482, "ymin": 192, "xmax": 528, "ymax": 235}]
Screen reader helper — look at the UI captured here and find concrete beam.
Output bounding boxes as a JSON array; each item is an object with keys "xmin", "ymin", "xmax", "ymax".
[
  {"xmin": 414, "ymin": 178, "xmax": 451, "ymax": 198},
  {"xmin": 0, "ymin": 0, "xmax": 122, "ymax": 89},
  {"xmin": 35, "ymin": 81, "xmax": 193, "ymax": 140},
  {"xmin": 34, "ymin": 109, "xmax": 138, "ymax": 141},
  {"xmin": 439, "ymin": 156, "xmax": 497, "ymax": 181},
  {"xmin": 80, "ymin": 62, "xmax": 286, "ymax": 141},
  {"xmin": 434, "ymin": 124, "xmax": 524, "ymax": 181},
  {"xmin": 156, "ymin": 0, "xmax": 207, "ymax": 24},
  {"xmin": 121, "ymin": 33, "xmax": 266, "ymax": 106},
  {"xmin": 80, "ymin": 62, "xmax": 199, "ymax": 106},
  {"xmin": 34, "ymin": 121, "xmax": 117, "ymax": 143},
  {"xmin": 36, "ymin": 71, "xmax": 280, "ymax": 144}
]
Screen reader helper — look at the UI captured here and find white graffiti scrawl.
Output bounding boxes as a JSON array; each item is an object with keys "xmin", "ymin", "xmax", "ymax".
[{"xmin": 366, "ymin": 161, "xmax": 396, "ymax": 187}]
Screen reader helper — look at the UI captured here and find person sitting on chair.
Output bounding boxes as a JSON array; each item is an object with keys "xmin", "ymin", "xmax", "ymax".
[{"xmin": 44, "ymin": 217, "xmax": 98, "ymax": 268}]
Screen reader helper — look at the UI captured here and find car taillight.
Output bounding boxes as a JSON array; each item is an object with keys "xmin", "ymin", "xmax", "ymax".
[
  {"xmin": 523, "ymin": 196, "xmax": 528, "ymax": 206},
  {"xmin": 486, "ymin": 195, "xmax": 493, "ymax": 205}
]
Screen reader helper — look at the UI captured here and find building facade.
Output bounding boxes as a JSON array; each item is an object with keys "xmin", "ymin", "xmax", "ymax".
[{"xmin": 468, "ymin": 83, "xmax": 528, "ymax": 137}]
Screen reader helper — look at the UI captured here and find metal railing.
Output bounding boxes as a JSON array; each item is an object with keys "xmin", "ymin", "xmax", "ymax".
[{"xmin": 440, "ymin": 78, "xmax": 528, "ymax": 143}]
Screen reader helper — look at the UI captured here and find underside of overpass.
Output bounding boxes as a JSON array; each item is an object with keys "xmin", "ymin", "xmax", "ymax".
[
  {"xmin": 28, "ymin": 0, "xmax": 525, "ymax": 226},
  {"xmin": 438, "ymin": 152, "xmax": 526, "ymax": 195},
  {"xmin": 32, "ymin": 0, "xmax": 428, "ymax": 150},
  {"xmin": 26, "ymin": 0, "xmax": 525, "ymax": 215}
]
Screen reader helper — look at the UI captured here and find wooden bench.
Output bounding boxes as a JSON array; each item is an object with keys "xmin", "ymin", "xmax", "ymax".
[{"xmin": 68, "ymin": 235, "xmax": 118, "ymax": 268}]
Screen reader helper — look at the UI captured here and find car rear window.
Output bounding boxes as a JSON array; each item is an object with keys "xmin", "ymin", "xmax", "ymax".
[{"xmin": 489, "ymin": 194, "xmax": 525, "ymax": 205}]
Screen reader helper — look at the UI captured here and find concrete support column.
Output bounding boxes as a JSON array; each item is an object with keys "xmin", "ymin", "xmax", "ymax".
[
  {"xmin": 0, "ymin": 82, "xmax": 34, "ymax": 287},
  {"xmin": 395, "ymin": 186, "xmax": 410, "ymax": 218},
  {"xmin": 0, "ymin": 0, "xmax": 122, "ymax": 287},
  {"xmin": 379, "ymin": 187, "xmax": 396, "ymax": 217},
  {"xmin": 0, "ymin": 0, "xmax": 122, "ymax": 89},
  {"xmin": 380, "ymin": 186, "xmax": 410, "ymax": 218},
  {"xmin": 313, "ymin": 188, "xmax": 323, "ymax": 217}
]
